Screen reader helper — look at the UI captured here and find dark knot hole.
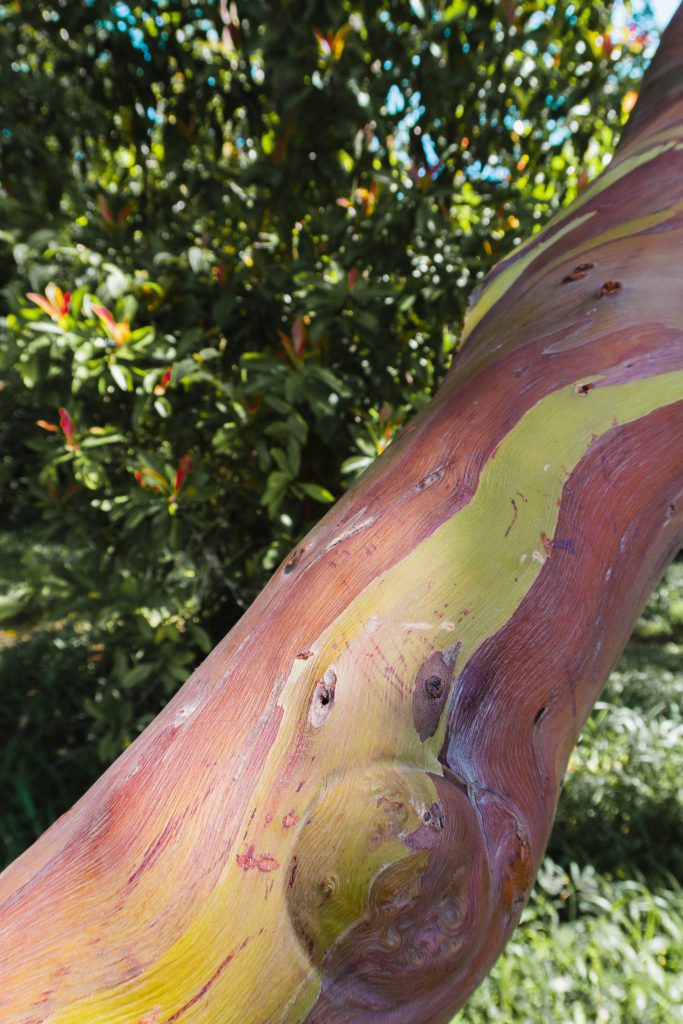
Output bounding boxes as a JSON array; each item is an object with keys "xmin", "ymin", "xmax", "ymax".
[{"xmin": 425, "ymin": 675, "xmax": 444, "ymax": 699}]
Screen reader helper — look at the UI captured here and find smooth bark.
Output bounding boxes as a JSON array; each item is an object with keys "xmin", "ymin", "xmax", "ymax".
[{"xmin": 2, "ymin": 10, "xmax": 683, "ymax": 1024}]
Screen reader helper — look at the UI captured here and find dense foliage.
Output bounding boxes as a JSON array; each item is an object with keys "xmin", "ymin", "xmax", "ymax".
[
  {"xmin": 0, "ymin": 0, "xmax": 650, "ymax": 742},
  {"xmin": 3, "ymin": 2, "xmax": 679, "ymax": 1016}
]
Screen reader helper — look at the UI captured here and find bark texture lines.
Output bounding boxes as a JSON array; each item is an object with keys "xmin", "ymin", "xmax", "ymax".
[{"xmin": 1, "ymin": 10, "xmax": 683, "ymax": 1024}]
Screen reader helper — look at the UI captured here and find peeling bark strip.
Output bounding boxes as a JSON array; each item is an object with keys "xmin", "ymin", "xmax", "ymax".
[{"xmin": 2, "ymin": 13, "xmax": 683, "ymax": 1024}]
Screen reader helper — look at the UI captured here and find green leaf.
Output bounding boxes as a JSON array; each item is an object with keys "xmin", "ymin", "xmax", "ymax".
[
  {"xmin": 286, "ymin": 436, "xmax": 301, "ymax": 476},
  {"xmin": 80, "ymin": 433, "xmax": 124, "ymax": 448},
  {"xmin": 298, "ymin": 482, "xmax": 335, "ymax": 503},
  {"xmin": 188, "ymin": 623, "xmax": 212, "ymax": 653},
  {"xmin": 110, "ymin": 363, "xmax": 133, "ymax": 391},
  {"xmin": 341, "ymin": 454, "xmax": 374, "ymax": 475},
  {"xmin": 271, "ymin": 447, "xmax": 291, "ymax": 473},
  {"xmin": 120, "ymin": 663, "xmax": 155, "ymax": 689},
  {"xmin": 27, "ymin": 321, "xmax": 64, "ymax": 335},
  {"xmin": 260, "ymin": 469, "xmax": 292, "ymax": 514}
]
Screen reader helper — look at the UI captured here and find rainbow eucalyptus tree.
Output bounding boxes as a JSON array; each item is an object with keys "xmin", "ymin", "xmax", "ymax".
[{"xmin": 2, "ymin": 10, "xmax": 683, "ymax": 1024}]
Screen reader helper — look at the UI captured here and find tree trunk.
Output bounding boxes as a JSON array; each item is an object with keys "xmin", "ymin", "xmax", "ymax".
[{"xmin": 2, "ymin": 11, "xmax": 683, "ymax": 1024}]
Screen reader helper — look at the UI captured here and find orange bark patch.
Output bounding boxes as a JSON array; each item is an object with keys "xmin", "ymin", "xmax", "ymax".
[
  {"xmin": 560, "ymin": 262, "xmax": 594, "ymax": 283},
  {"xmin": 501, "ymin": 829, "xmax": 534, "ymax": 917},
  {"xmin": 236, "ymin": 845, "xmax": 279, "ymax": 872},
  {"xmin": 597, "ymin": 279, "xmax": 622, "ymax": 297},
  {"xmin": 137, "ymin": 1010, "xmax": 160, "ymax": 1024}
]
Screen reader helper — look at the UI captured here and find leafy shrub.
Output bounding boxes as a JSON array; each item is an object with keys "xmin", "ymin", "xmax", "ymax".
[
  {"xmin": 0, "ymin": 623, "xmax": 98, "ymax": 867},
  {"xmin": 0, "ymin": 0, "xmax": 653, "ymax": 766},
  {"xmin": 460, "ymin": 862, "xmax": 683, "ymax": 1023}
]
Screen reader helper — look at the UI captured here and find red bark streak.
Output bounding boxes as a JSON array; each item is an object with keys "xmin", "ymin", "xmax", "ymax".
[
  {"xmin": 165, "ymin": 938, "xmax": 249, "ymax": 1022},
  {"xmin": 128, "ymin": 820, "xmax": 176, "ymax": 886},
  {"xmin": 593, "ymin": 341, "xmax": 683, "ymax": 388},
  {"xmin": 504, "ymin": 498, "xmax": 518, "ymax": 537}
]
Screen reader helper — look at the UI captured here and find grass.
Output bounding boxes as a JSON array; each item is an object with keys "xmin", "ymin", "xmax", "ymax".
[{"xmin": 459, "ymin": 866, "xmax": 683, "ymax": 1022}]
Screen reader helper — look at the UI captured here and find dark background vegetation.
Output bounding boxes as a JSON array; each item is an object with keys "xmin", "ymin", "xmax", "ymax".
[{"xmin": 0, "ymin": 1, "xmax": 681, "ymax": 1018}]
